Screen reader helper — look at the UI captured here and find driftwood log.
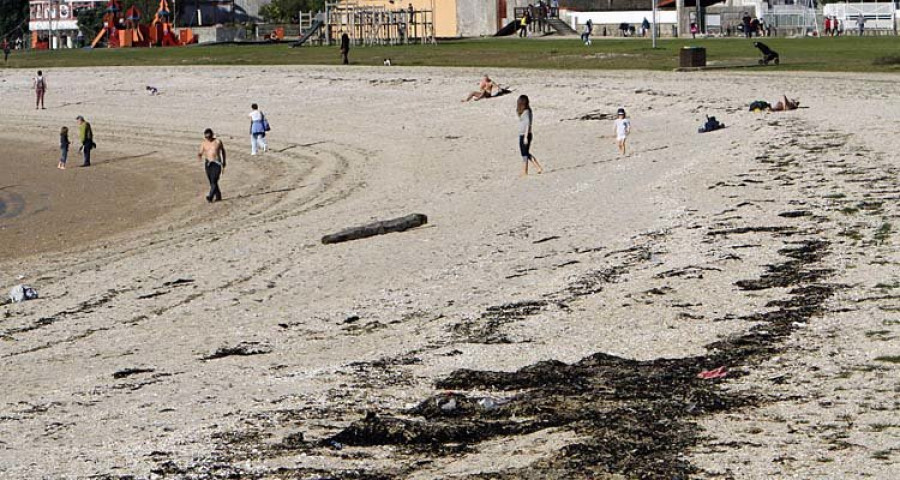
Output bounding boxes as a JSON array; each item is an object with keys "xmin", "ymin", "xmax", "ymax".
[{"xmin": 322, "ymin": 213, "xmax": 428, "ymax": 245}]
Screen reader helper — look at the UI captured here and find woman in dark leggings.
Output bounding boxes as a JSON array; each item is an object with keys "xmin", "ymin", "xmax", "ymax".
[{"xmin": 517, "ymin": 95, "xmax": 543, "ymax": 176}]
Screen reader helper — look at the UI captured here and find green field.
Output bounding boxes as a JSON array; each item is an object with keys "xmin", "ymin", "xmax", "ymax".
[{"xmin": 3, "ymin": 36, "xmax": 900, "ymax": 72}]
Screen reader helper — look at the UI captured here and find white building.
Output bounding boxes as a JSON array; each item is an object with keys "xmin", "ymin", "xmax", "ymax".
[{"xmin": 29, "ymin": 0, "xmax": 105, "ymax": 48}]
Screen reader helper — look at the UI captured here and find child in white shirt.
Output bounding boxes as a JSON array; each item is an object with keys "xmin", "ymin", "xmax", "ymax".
[{"xmin": 614, "ymin": 107, "xmax": 631, "ymax": 155}]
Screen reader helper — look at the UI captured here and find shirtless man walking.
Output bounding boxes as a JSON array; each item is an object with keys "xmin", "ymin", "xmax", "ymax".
[{"xmin": 198, "ymin": 128, "xmax": 227, "ymax": 202}]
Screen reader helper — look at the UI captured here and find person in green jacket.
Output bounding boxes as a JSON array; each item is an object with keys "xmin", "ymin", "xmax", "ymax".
[{"xmin": 76, "ymin": 115, "xmax": 94, "ymax": 167}]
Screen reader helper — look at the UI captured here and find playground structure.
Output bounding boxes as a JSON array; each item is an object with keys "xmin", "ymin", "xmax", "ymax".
[
  {"xmin": 90, "ymin": 0, "xmax": 194, "ymax": 48},
  {"xmin": 291, "ymin": 1, "xmax": 435, "ymax": 47}
]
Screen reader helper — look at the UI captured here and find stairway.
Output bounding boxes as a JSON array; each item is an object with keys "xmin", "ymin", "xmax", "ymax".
[{"xmin": 547, "ymin": 18, "xmax": 578, "ymax": 36}]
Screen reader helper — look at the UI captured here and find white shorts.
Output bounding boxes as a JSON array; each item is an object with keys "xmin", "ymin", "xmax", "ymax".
[{"xmin": 617, "ymin": 135, "xmax": 628, "ymax": 141}]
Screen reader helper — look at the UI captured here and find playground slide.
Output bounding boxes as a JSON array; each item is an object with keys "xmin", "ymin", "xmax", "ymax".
[
  {"xmin": 291, "ymin": 20, "xmax": 324, "ymax": 47},
  {"xmin": 495, "ymin": 20, "xmax": 519, "ymax": 37}
]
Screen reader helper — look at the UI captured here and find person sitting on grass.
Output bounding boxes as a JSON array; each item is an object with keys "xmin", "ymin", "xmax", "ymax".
[{"xmin": 463, "ymin": 75, "xmax": 497, "ymax": 102}]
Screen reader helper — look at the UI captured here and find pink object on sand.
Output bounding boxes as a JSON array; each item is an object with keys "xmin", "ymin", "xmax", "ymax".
[{"xmin": 697, "ymin": 366, "xmax": 728, "ymax": 379}]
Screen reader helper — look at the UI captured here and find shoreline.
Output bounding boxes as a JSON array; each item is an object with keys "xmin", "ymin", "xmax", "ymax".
[{"xmin": 0, "ymin": 136, "xmax": 197, "ymax": 263}]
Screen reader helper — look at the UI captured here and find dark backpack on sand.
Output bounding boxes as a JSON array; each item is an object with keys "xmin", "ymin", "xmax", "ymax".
[
  {"xmin": 749, "ymin": 100, "xmax": 770, "ymax": 112},
  {"xmin": 698, "ymin": 115, "xmax": 724, "ymax": 133}
]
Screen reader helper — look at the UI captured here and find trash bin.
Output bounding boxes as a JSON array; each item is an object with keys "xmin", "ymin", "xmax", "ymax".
[{"xmin": 680, "ymin": 46, "xmax": 706, "ymax": 68}]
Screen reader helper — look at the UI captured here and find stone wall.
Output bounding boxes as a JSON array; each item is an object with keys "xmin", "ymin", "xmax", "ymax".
[{"xmin": 455, "ymin": 0, "xmax": 498, "ymax": 36}]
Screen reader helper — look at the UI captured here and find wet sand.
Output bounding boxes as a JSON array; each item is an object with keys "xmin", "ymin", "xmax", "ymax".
[{"xmin": 0, "ymin": 138, "xmax": 195, "ymax": 261}]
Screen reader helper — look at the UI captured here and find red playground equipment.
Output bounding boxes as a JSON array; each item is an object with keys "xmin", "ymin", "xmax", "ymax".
[
  {"xmin": 150, "ymin": 0, "xmax": 183, "ymax": 46},
  {"xmin": 90, "ymin": 0, "xmax": 195, "ymax": 48},
  {"xmin": 120, "ymin": 6, "xmax": 150, "ymax": 47},
  {"xmin": 90, "ymin": 0, "xmax": 123, "ymax": 48}
]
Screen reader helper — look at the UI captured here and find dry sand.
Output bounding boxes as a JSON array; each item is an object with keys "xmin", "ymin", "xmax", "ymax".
[{"xmin": 0, "ymin": 65, "xmax": 897, "ymax": 478}]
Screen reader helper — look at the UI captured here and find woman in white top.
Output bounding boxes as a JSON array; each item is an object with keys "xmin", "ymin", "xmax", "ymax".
[
  {"xmin": 517, "ymin": 95, "xmax": 543, "ymax": 176},
  {"xmin": 249, "ymin": 103, "xmax": 268, "ymax": 155}
]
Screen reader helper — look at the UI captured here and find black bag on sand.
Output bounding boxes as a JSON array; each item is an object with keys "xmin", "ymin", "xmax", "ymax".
[
  {"xmin": 749, "ymin": 100, "xmax": 770, "ymax": 112},
  {"xmin": 698, "ymin": 115, "xmax": 724, "ymax": 133}
]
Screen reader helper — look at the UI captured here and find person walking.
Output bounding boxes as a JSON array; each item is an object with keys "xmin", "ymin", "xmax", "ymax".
[
  {"xmin": 3, "ymin": 39, "xmax": 10, "ymax": 63},
  {"xmin": 76, "ymin": 115, "xmax": 94, "ymax": 167},
  {"xmin": 198, "ymin": 128, "xmax": 227, "ymax": 203},
  {"xmin": 642, "ymin": 17, "xmax": 650, "ymax": 37},
  {"xmin": 249, "ymin": 103, "xmax": 268, "ymax": 155},
  {"xmin": 581, "ymin": 19, "xmax": 593, "ymax": 45},
  {"xmin": 857, "ymin": 14, "xmax": 865, "ymax": 36},
  {"xmin": 33, "ymin": 70, "xmax": 47, "ymax": 109},
  {"xmin": 517, "ymin": 95, "xmax": 543, "ymax": 176},
  {"xmin": 340, "ymin": 32, "xmax": 350, "ymax": 65},
  {"xmin": 614, "ymin": 107, "xmax": 631, "ymax": 156},
  {"xmin": 58, "ymin": 126, "xmax": 70, "ymax": 169}
]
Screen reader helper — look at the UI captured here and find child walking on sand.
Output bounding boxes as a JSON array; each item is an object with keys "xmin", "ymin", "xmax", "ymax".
[
  {"xmin": 517, "ymin": 95, "xmax": 543, "ymax": 176},
  {"xmin": 614, "ymin": 107, "xmax": 631, "ymax": 155},
  {"xmin": 58, "ymin": 126, "xmax": 69, "ymax": 170}
]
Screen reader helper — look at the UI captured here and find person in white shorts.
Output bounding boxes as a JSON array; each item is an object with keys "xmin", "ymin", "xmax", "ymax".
[{"xmin": 614, "ymin": 107, "xmax": 631, "ymax": 156}]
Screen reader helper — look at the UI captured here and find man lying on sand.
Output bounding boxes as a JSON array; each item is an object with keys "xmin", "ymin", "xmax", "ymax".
[{"xmin": 770, "ymin": 95, "xmax": 799, "ymax": 112}]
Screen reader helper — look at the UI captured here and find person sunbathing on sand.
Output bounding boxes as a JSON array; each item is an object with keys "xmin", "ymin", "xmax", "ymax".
[
  {"xmin": 463, "ymin": 75, "xmax": 497, "ymax": 102},
  {"xmin": 770, "ymin": 95, "xmax": 799, "ymax": 112}
]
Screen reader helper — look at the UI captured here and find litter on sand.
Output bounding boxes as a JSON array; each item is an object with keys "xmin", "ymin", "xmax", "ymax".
[
  {"xmin": 8, "ymin": 284, "xmax": 38, "ymax": 303},
  {"xmin": 697, "ymin": 366, "xmax": 728, "ymax": 379}
]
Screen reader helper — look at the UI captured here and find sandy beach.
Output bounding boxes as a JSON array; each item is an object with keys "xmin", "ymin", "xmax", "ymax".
[
  {"xmin": 0, "ymin": 137, "xmax": 196, "ymax": 262},
  {"xmin": 0, "ymin": 65, "xmax": 897, "ymax": 478}
]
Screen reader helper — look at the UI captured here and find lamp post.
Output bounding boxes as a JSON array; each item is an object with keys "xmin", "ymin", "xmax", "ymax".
[
  {"xmin": 651, "ymin": 0, "xmax": 657, "ymax": 48},
  {"xmin": 49, "ymin": 0, "xmax": 54, "ymax": 50}
]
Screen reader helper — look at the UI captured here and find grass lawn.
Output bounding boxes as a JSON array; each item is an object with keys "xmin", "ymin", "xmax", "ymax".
[{"xmin": 3, "ymin": 36, "xmax": 900, "ymax": 72}]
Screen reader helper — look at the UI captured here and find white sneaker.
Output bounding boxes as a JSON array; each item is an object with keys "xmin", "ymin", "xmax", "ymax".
[{"xmin": 251, "ymin": 152, "xmax": 257, "ymax": 156}]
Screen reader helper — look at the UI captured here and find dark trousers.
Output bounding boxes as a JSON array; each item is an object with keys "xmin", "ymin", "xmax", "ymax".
[
  {"xmin": 205, "ymin": 161, "xmax": 222, "ymax": 201},
  {"xmin": 82, "ymin": 144, "xmax": 92, "ymax": 166},
  {"xmin": 341, "ymin": 49, "xmax": 349, "ymax": 65}
]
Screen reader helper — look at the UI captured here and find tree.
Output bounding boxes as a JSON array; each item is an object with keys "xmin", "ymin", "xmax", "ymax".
[
  {"xmin": 76, "ymin": 6, "xmax": 104, "ymax": 44},
  {"xmin": 0, "ymin": 0, "xmax": 29, "ymax": 41},
  {"xmin": 260, "ymin": 0, "xmax": 324, "ymax": 24}
]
